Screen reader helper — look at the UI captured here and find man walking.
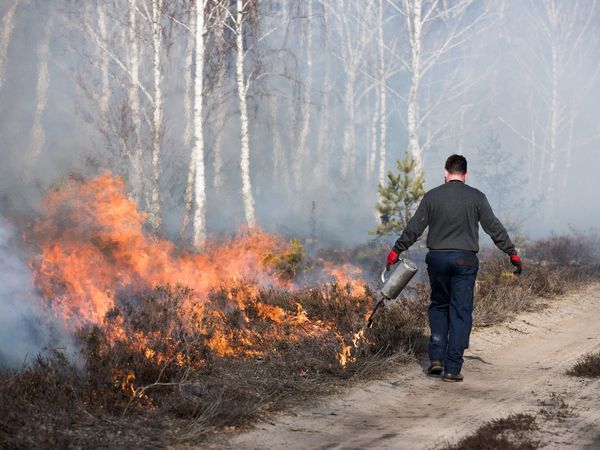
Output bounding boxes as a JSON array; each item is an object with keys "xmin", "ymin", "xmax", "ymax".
[{"xmin": 386, "ymin": 155, "xmax": 522, "ymax": 382}]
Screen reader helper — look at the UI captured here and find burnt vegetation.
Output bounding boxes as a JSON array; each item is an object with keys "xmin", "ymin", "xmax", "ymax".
[{"xmin": 1, "ymin": 232, "xmax": 599, "ymax": 448}]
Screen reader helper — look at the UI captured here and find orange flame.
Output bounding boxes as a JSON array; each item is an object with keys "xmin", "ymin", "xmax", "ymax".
[
  {"xmin": 28, "ymin": 173, "xmax": 371, "ymax": 368},
  {"xmin": 319, "ymin": 260, "xmax": 367, "ymax": 297},
  {"xmin": 30, "ymin": 173, "xmax": 292, "ymax": 327}
]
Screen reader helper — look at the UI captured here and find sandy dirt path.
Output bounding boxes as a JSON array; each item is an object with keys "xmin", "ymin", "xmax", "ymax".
[{"xmin": 216, "ymin": 283, "xmax": 600, "ymax": 449}]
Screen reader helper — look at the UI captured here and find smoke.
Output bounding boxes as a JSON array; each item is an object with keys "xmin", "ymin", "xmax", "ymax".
[
  {"xmin": 0, "ymin": 0, "xmax": 18, "ymax": 91},
  {"xmin": 0, "ymin": 0, "xmax": 599, "ymax": 246},
  {"xmin": 0, "ymin": 217, "xmax": 69, "ymax": 368}
]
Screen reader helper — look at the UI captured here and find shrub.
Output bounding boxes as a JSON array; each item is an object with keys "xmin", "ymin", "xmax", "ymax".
[
  {"xmin": 567, "ymin": 351, "xmax": 600, "ymax": 378},
  {"xmin": 444, "ymin": 413, "xmax": 539, "ymax": 450},
  {"xmin": 525, "ymin": 230, "xmax": 600, "ymax": 267}
]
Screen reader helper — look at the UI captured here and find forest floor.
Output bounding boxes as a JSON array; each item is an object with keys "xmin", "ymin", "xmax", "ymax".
[{"xmin": 204, "ymin": 282, "xmax": 600, "ymax": 449}]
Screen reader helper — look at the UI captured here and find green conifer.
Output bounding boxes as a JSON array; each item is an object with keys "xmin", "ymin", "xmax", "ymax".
[{"xmin": 373, "ymin": 152, "xmax": 426, "ymax": 236}]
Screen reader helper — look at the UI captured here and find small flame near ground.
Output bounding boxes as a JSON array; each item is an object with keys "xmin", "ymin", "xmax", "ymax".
[{"xmin": 27, "ymin": 173, "xmax": 372, "ymax": 374}]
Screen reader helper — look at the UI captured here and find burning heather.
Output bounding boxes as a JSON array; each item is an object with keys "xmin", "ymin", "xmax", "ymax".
[{"xmin": 26, "ymin": 173, "xmax": 372, "ymax": 364}]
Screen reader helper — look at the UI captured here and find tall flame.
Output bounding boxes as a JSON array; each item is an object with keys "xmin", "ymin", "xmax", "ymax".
[
  {"xmin": 30, "ymin": 173, "xmax": 290, "ymax": 326},
  {"xmin": 28, "ymin": 173, "xmax": 371, "ymax": 366}
]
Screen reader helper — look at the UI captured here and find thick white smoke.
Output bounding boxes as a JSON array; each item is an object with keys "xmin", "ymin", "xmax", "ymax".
[{"xmin": 0, "ymin": 216, "xmax": 68, "ymax": 368}]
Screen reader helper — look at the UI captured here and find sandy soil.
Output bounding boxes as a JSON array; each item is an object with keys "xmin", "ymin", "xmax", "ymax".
[{"xmin": 216, "ymin": 283, "xmax": 600, "ymax": 449}]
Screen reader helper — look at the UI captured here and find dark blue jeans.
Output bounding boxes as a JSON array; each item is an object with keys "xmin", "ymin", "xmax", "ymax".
[{"xmin": 426, "ymin": 251, "xmax": 478, "ymax": 374}]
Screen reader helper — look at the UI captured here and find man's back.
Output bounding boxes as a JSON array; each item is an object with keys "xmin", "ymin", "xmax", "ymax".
[{"xmin": 394, "ymin": 180, "xmax": 515, "ymax": 255}]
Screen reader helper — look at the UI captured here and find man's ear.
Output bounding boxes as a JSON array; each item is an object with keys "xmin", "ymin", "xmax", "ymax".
[{"xmin": 464, "ymin": 171, "xmax": 468, "ymax": 181}]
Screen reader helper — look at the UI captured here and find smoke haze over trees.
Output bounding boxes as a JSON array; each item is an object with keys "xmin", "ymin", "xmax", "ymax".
[
  {"xmin": 1, "ymin": 0, "xmax": 600, "ymax": 244},
  {"xmin": 0, "ymin": 217, "xmax": 69, "ymax": 368}
]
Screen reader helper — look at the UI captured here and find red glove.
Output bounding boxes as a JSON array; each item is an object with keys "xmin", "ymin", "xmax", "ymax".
[
  {"xmin": 386, "ymin": 248, "xmax": 400, "ymax": 267},
  {"xmin": 510, "ymin": 253, "xmax": 522, "ymax": 275}
]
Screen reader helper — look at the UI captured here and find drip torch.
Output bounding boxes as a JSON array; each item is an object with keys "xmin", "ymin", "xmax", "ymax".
[{"xmin": 366, "ymin": 257, "xmax": 418, "ymax": 328}]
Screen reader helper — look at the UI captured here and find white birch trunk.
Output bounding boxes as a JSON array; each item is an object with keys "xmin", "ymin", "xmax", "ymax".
[
  {"xmin": 314, "ymin": 59, "xmax": 332, "ymax": 185},
  {"xmin": 293, "ymin": 0, "xmax": 313, "ymax": 190},
  {"xmin": 179, "ymin": 2, "xmax": 197, "ymax": 240},
  {"xmin": 545, "ymin": 41, "xmax": 559, "ymax": 216},
  {"xmin": 27, "ymin": 17, "xmax": 51, "ymax": 176},
  {"xmin": 191, "ymin": 0, "xmax": 208, "ymax": 248},
  {"xmin": 340, "ymin": 71, "xmax": 356, "ymax": 178},
  {"xmin": 97, "ymin": 3, "xmax": 110, "ymax": 119},
  {"xmin": 367, "ymin": 94, "xmax": 379, "ymax": 183},
  {"xmin": 212, "ymin": 11, "xmax": 227, "ymax": 189},
  {"xmin": 525, "ymin": 91, "xmax": 537, "ymax": 191},
  {"xmin": 535, "ymin": 137, "xmax": 547, "ymax": 196},
  {"xmin": 270, "ymin": 92, "xmax": 290, "ymax": 197},
  {"xmin": 272, "ymin": 1, "xmax": 291, "ymax": 198},
  {"xmin": 377, "ymin": 0, "xmax": 387, "ymax": 188},
  {"xmin": 560, "ymin": 112, "xmax": 575, "ymax": 207},
  {"xmin": 183, "ymin": 8, "xmax": 195, "ymax": 149},
  {"xmin": 406, "ymin": 0, "xmax": 423, "ymax": 171},
  {"xmin": 213, "ymin": 95, "xmax": 225, "ymax": 189},
  {"xmin": 148, "ymin": 0, "xmax": 163, "ymax": 232},
  {"xmin": 236, "ymin": 0, "xmax": 256, "ymax": 228},
  {"xmin": 456, "ymin": 107, "xmax": 466, "ymax": 154},
  {"xmin": 128, "ymin": 0, "xmax": 144, "ymax": 205},
  {"xmin": 212, "ymin": 91, "xmax": 226, "ymax": 189},
  {"xmin": 0, "ymin": 0, "xmax": 19, "ymax": 91}
]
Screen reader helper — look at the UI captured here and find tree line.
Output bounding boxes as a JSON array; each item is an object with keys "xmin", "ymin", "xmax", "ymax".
[{"xmin": 0, "ymin": 0, "xmax": 598, "ymax": 243}]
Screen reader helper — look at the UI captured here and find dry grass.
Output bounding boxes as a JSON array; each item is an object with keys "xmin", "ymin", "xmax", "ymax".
[
  {"xmin": 524, "ymin": 230, "xmax": 600, "ymax": 267},
  {"xmin": 567, "ymin": 351, "xmax": 600, "ymax": 378},
  {"xmin": 473, "ymin": 258, "xmax": 588, "ymax": 326},
  {"xmin": 1, "ymin": 233, "xmax": 598, "ymax": 448},
  {"xmin": 0, "ymin": 280, "xmax": 426, "ymax": 449},
  {"xmin": 443, "ymin": 413, "xmax": 539, "ymax": 450},
  {"xmin": 472, "ymin": 234, "xmax": 597, "ymax": 326}
]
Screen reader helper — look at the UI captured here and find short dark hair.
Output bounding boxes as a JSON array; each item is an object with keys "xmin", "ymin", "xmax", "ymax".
[{"xmin": 445, "ymin": 154, "xmax": 467, "ymax": 174}]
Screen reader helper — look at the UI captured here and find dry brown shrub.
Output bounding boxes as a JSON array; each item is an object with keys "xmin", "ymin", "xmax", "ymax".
[
  {"xmin": 525, "ymin": 230, "xmax": 600, "ymax": 267},
  {"xmin": 2, "ymin": 233, "xmax": 599, "ymax": 448},
  {"xmin": 1, "ymin": 279, "xmax": 409, "ymax": 448},
  {"xmin": 443, "ymin": 413, "xmax": 539, "ymax": 450},
  {"xmin": 473, "ymin": 255, "xmax": 591, "ymax": 326},
  {"xmin": 365, "ymin": 282, "xmax": 429, "ymax": 355},
  {"xmin": 567, "ymin": 351, "xmax": 600, "ymax": 378}
]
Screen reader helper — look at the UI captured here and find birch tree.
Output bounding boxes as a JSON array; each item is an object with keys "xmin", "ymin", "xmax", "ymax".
[
  {"xmin": 180, "ymin": 0, "xmax": 231, "ymax": 245},
  {"xmin": 96, "ymin": 2, "xmax": 110, "ymax": 119},
  {"xmin": 27, "ymin": 17, "xmax": 52, "ymax": 177},
  {"xmin": 292, "ymin": 0, "xmax": 313, "ymax": 191},
  {"xmin": 267, "ymin": 1, "xmax": 295, "ymax": 200},
  {"xmin": 147, "ymin": 0, "xmax": 164, "ymax": 232},
  {"xmin": 0, "ymin": 0, "xmax": 19, "ymax": 92},
  {"xmin": 190, "ymin": 0, "xmax": 210, "ymax": 247},
  {"xmin": 269, "ymin": 91, "xmax": 290, "ymax": 197},
  {"xmin": 325, "ymin": 0, "xmax": 375, "ymax": 180},
  {"xmin": 179, "ymin": 1, "xmax": 199, "ymax": 242},
  {"xmin": 314, "ymin": 55, "xmax": 332, "ymax": 186},
  {"xmin": 376, "ymin": 0, "xmax": 388, "ymax": 189},
  {"xmin": 211, "ymin": 4, "xmax": 228, "ymax": 190},
  {"xmin": 79, "ymin": 0, "xmax": 149, "ymax": 204},
  {"xmin": 233, "ymin": 0, "xmax": 256, "ymax": 228},
  {"xmin": 528, "ymin": 0, "xmax": 597, "ymax": 213},
  {"xmin": 386, "ymin": 0, "xmax": 487, "ymax": 172},
  {"xmin": 128, "ymin": 0, "xmax": 144, "ymax": 204},
  {"xmin": 500, "ymin": 0, "xmax": 598, "ymax": 218}
]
